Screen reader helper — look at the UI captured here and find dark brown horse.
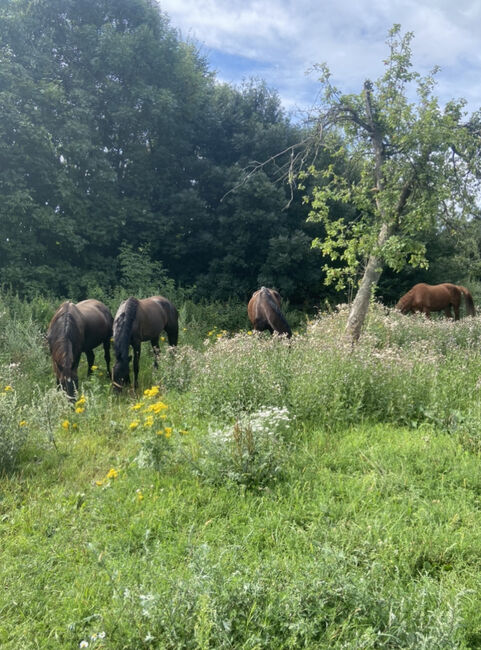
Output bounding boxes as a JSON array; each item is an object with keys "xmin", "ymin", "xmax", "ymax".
[
  {"xmin": 247, "ymin": 287, "xmax": 292, "ymax": 337},
  {"xmin": 112, "ymin": 296, "xmax": 178, "ymax": 391},
  {"xmin": 396, "ymin": 283, "xmax": 476, "ymax": 320},
  {"xmin": 47, "ymin": 299, "xmax": 114, "ymax": 400}
]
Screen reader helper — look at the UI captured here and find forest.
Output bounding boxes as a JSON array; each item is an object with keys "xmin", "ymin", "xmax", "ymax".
[{"xmin": 1, "ymin": 0, "xmax": 480, "ymax": 309}]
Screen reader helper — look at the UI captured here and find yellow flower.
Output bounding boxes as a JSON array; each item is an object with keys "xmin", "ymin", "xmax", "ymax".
[
  {"xmin": 95, "ymin": 480, "xmax": 104, "ymax": 487},
  {"xmin": 130, "ymin": 402, "xmax": 144, "ymax": 410},
  {"xmin": 136, "ymin": 489, "xmax": 144, "ymax": 501},
  {"xmin": 160, "ymin": 336, "xmax": 165, "ymax": 342},
  {"xmin": 72, "ymin": 423, "xmax": 78, "ymax": 429},
  {"xmin": 147, "ymin": 401, "xmax": 168, "ymax": 414},
  {"xmin": 156, "ymin": 429, "xmax": 163, "ymax": 436},
  {"xmin": 3, "ymin": 385, "xmax": 13, "ymax": 392},
  {"xmin": 19, "ymin": 420, "xmax": 27, "ymax": 427},
  {"xmin": 91, "ymin": 365, "xmax": 98, "ymax": 371},
  {"xmin": 61, "ymin": 420, "xmax": 70, "ymax": 430},
  {"xmin": 106, "ymin": 468, "xmax": 119, "ymax": 479},
  {"xmin": 75, "ymin": 406, "xmax": 85, "ymax": 414},
  {"xmin": 76, "ymin": 395, "xmax": 86, "ymax": 406},
  {"xmin": 207, "ymin": 330, "xmax": 214, "ymax": 337},
  {"xmin": 247, "ymin": 331, "xmax": 253, "ymax": 335},
  {"xmin": 164, "ymin": 427, "xmax": 173, "ymax": 438},
  {"xmin": 143, "ymin": 386, "xmax": 159, "ymax": 397},
  {"xmin": 129, "ymin": 420, "xmax": 140, "ymax": 430},
  {"xmin": 144, "ymin": 415, "xmax": 154, "ymax": 428}
]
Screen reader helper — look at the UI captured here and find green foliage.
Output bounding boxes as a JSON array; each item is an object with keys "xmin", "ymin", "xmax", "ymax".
[{"xmin": 305, "ymin": 25, "xmax": 481, "ymax": 292}]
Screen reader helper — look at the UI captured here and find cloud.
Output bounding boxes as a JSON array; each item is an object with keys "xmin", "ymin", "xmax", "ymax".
[{"xmin": 157, "ymin": 0, "xmax": 481, "ymax": 113}]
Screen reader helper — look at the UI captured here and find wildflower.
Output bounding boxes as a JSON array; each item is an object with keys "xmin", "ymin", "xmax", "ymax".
[
  {"xmin": 98, "ymin": 632, "xmax": 106, "ymax": 639},
  {"xmin": 144, "ymin": 415, "xmax": 154, "ymax": 428},
  {"xmin": 130, "ymin": 402, "xmax": 144, "ymax": 410},
  {"xmin": 247, "ymin": 331, "xmax": 253, "ymax": 335},
  {"xmin": 106, "ymin": 468, "xmax": 119, "ymax": 479},
  {"xmin": 79, "ymin": 642, "xmax": 89, "ymax": 649},
  {"xmin": 75, "ymin": 406, "xmax": 85, "ymax": 414},
  {"xmin": 143, "ymin": 386, "xmax": 159, "ymax": 397},
  {"xmin": 129, "ymin": 420, "xmax": 140, "ymax": 430},
  {"xmin": 3, "ymin": 385, "xmax": 13, "ymax": 392},
  {"xmin": 90, "ymin": 365, "xmax": 98, "ymax": 371},
  {"xmin": 76, "ymin": 395, "xmax": 86, "ymax": 406},
  {"xmin": 72, "ymin": 423, "xmax": 78, "ymax": 429},
  {"xmin": 61, "ymin": 420, "xmax": 70, "ymax": 430},
  {"xmin": 95, "ymin": 480, "xmax": 104, "ymax": 487},
  {"xmin": 146, "ymin": 401, "xmax": 168, "ymax": 414},
  {"xmin": 90, "ymin": 633, "xmax": 98, "ymax": 640},
  {"xmin": 19, "ymin": 420, "xmax": 27, "ymax": 427},
  {"xmin": 160, "ymin": 336, "xmax": 165, "ymax": 342},
  {"xmin": 136, "ymin": 489, "xmax": 144, "ymax": 501},
  {"xmin": 164, "ymin": 427, "xmax": 172, "ymax": 438},
  {"xmin": 156, "ymin": 429, "xmax": 163, "ymax": 436}
]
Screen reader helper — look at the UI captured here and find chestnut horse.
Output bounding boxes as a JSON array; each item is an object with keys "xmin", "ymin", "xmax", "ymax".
[
  {"xmin": 247, "ymin": 287, "xmax": 292, "ymax": 337},
  {"xmin": 47, "ymin": 299, "xmax": 113, "ymax": 400},
  {"xmin": 112, "ymin": 296, "xmax": 178, "ymax": 391},
  {"xmin": 396, "ymin": 283, "xmax": 475, "ymax": 320}
]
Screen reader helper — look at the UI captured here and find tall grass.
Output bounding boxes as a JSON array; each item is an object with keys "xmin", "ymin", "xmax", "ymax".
[{"xmin": 4, "ymin": 295, "xmax": 481, "ymax": 647}]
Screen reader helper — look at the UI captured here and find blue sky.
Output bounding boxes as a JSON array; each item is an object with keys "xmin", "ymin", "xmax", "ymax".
[{"xmin": 157, "ymin": 0, "xmax": 481, "ymax": 119}]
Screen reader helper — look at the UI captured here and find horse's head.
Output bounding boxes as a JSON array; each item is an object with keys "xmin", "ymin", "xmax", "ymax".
[
  {"xmin": 112, "ymin": 356, "xmax": 131, "ymax": 393},
  {"xmin": 52, "ymin": 359, "xmax": 79, "ymax": 401}
]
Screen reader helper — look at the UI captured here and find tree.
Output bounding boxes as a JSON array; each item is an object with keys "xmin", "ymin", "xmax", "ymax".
[{"xmin": 303, "ymin": 25, "xmax": 481, "ymax": 340}]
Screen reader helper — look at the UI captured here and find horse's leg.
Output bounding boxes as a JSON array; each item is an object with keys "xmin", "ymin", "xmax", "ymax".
[
  {"xmin": 103, "ymin": 339, "xmax": 111, "ymax": 376},
  {"xmin": 85, "ymin": 349, "xmax": 95, "ymax": 376},
  {"xmin": 133, "ymin": 344, "xmax": 141, "ymax": 389},
  {"xmin": 453, "ymin": 304, "xmax": 460, "ymax": 320},
  {"xmin": 165, "ymin": 322, "xmax": 178, "ymax": 346},
  {"xmin": 444, "ymin": 307, "xmax": 452, "ymax": 319},
  {"xmin": 151, "ymin": 338, "xmax": 160, "ymax": 369}
]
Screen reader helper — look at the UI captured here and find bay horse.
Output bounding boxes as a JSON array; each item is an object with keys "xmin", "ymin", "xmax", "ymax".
[
  {"xmin": 47, "ymin": 299, "xmax": 114, "ymax": 400},
  {"xmin": 396, "ymin": 283, "xmax": 475, "ymax": 320},
  {"xmin": 112, "ymin": 296, "xmax": 178, "ymax": 391},
  {"xmin": 247, "ymin": 287, "xmax": 292, "ymax": 337}
]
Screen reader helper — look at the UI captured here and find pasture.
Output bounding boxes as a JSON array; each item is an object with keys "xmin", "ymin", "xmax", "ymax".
[{"xmin": 2, "ymin": 293, "xmax": 481, "ymax": 648}]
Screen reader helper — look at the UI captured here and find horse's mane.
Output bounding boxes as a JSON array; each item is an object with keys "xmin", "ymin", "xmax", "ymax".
[
  {"xmin": 49, "ymin": 305, "xmax": 81, "ymax": 369},
  {"xmin": 113, "ymin": 297, "xmax": 139, "ymax": 361},
  {"xmin": 261, "ymin": 287, "xmax": 292, "ymax": 335}
]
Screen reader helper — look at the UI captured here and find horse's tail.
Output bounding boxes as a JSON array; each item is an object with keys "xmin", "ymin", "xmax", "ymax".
[
  {"xmin": 263, "ymin": 288, "xmax": 292, "ymax": 337},
  {"xmin": 113, "ymin": 297, "xmax": 139, "ymax": 360},
  {"xmin": 459, "ymin": 286, "xmax": 476, "ymax": 316}
]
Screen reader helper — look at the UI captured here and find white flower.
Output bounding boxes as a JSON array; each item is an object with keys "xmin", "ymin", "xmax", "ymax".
[{"xmin": 79, "ymin": 642, "xmax": 89, "ymax": 649}]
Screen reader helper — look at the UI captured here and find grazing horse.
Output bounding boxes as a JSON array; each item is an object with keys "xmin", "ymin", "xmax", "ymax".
[
  {"xmin": 47, "ymin": 299, "xmax": 114, "ymax": 400},
  {"xmin": 396, "ymin": 283, "xmax": 476, "ymax": 320},
  {"xmin": 112, "ymin": 296, "xmax": 178, "ymax": 391},
  {"xmin": 247, "ymin": 287, "xmax": 292, "ymax": 337}
]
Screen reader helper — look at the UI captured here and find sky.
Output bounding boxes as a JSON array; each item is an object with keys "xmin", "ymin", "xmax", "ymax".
[{"xmin": 156, "ymin": 0, "xmax": 481, "ymax": 119}]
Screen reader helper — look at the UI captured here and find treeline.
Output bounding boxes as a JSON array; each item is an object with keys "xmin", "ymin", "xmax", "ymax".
[{"xmin": 0, "ymin": 0, "xmax": 479, "ymax": 306}]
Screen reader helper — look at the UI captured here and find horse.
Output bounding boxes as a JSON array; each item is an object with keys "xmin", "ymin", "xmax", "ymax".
[
  {"xmin": 46, "ymin": 299, "xmax": 114, "ymax": 400},
  {"xmin": 112, "ymin": 295, "xmax": 178, "ymax": 391},
  {"xmin": 247, "ymin": 287, "xmax": 292, "ymax": 337},
  {"xmin": 395, "ymin": 282, "xmax": 476, "ymax": 320}
]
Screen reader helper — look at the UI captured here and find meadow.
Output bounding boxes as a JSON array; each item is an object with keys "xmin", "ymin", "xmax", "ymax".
[{"xmin": 2, "ymin": 292, "xmax": 481, "ymax": 648}]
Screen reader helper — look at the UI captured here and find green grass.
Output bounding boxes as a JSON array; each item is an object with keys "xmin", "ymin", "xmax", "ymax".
[{"xmin": 3, "ymin": 296, "xmax": 481, "ymax": 647}]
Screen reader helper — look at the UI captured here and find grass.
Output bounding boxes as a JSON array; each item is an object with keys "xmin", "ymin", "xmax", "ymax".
[{"xmin": 3, "ymin": 294, "xmax": 481, "ymax": 647}]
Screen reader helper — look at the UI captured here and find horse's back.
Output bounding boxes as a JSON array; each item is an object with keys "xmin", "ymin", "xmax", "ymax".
[
  {"xmin": 76, "ymin": 299, "xmax": 113, "ymax": 349},
  {"xmin": 137, "ymin": 296, "xmax": 178, "ymax": 340}
]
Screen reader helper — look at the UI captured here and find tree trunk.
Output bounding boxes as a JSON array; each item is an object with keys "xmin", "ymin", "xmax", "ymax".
[{"xmin": 345, "ymin": 222, "xmax": 390, "ymax": 342}]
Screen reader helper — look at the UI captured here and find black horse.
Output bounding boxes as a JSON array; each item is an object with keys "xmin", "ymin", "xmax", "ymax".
[
  {"xmin": 112, "ymin": 296, "xmax": 178, "ymax": 391},
  {"xmin": 247, "ymin": 287, "xmax": 292, "ymax": 337},
  {"xmin": 47, "ymin": 299, "xmax": 113, "ymax": 400}
]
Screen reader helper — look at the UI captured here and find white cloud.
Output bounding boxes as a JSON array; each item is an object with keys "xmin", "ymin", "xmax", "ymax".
[{"xmin": 157, "ymin": 0, "xmax": 481, "ymax": 114}]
